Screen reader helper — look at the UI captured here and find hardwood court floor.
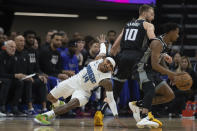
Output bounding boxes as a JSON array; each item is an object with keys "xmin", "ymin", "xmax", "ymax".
[{"xmin": 0, "ymin": 117, "xmax": 196, "ymax": 131}]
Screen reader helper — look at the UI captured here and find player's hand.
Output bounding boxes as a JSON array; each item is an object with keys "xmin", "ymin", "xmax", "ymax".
[
  {"xmin": 14, "ymin": 73, "xmax": 26, "ymax": 80},
  {"xmin": 163, "ymin": 53, "xmax": 172, "ymax": 64},
  {"xmin": 97, "ymin": 34, "xmax": 106, "ymax": 44},
  {"xmin": 25, "ymin": 77, "xmax": 34, "ymax": 82},
  {"xmin": 62, "ymin": 70, "xmax": 75, "ymax": 77},
  {"xmin": 58, "ymin": 74, "xmax": 69, "ymax": 80},
  {"xmin": 170, "ymin": 72, "xmax": 187, "ymax": 85},
  {"xmin": 39, "ymin": 75, "xmax": 48, "ymax": 84},
  {"xmin": 114, "ymin": 115, "xmax": 128, "ymax": 128},
  {"xmin": 114, "ymin": 115, "xmax": 118, "ymax": 119}
]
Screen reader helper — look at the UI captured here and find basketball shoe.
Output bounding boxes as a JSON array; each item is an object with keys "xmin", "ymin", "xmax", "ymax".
[
  {"xmin": 136, "ymin": 115, "xmax": 159, "ymax": 128},
  {"xmin": 94, "ymin": 111, "xmax": 104, "ymax": 126},
  {"xmin": 34, "ymin": 114, "xmax": 52, "ymax": 125},
  {"xmin": 129, "ymin": 101, "xmax": 163, "ymax": 127}
]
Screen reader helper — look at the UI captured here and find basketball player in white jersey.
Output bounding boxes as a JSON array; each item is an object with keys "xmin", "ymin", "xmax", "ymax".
[{"xmin": 34, "ymin": 35, "xmax": 118, "ymax": 125}]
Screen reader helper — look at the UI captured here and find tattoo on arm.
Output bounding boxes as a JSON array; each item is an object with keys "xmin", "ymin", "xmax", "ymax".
[{"xmin": 99, "ymin": 79, "xmax": 112, "ymax": 91}]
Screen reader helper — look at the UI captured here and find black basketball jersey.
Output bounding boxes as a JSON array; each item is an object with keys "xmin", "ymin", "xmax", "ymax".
[
  {"xmin": 120, "ymin": 19, "xmax": 148, "ymax": 51},
  {"xmin": 139, "ymin": 35, "xmax": 169, "ymax": 71}
]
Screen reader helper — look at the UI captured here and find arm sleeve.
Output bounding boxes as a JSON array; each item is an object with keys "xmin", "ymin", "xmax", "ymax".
[
  {"xmin": 106, "ymin": 91, "xmax": 118, "ymax": 116},
  {"xmin": 99, "ymin": 43, "xmax": 106, "ymax": 55}
]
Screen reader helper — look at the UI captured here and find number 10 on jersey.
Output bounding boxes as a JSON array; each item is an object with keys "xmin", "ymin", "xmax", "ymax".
[{"xmin": 124, "ymin": 29, "xmax": 138, "ymax": 41}]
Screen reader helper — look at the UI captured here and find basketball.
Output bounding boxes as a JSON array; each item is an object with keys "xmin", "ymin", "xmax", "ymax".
[{"xmin": 175, "ymin": 73, "xmax": 193, "ymax": 91}]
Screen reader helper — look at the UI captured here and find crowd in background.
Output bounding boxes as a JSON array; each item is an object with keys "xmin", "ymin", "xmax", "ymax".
[{"xmin": 0, "ymin": 27, "xmax": 196, "ymax": 118}]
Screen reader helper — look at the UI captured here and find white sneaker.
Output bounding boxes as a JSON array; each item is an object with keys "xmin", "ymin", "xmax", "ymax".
[
  {"xmin": 136, "ymin": 116, "xmax": 159, "ymax": 129},
  {"xmin": 0, "ymin": 111, "xmax": 6, "ymax": 117},
  {"xmin": 129, "ymin": 101, "xmax": 141, "ymax": 122}
]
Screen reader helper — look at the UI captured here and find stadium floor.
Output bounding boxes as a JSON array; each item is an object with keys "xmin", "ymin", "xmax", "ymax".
[{"xmin": 0, "ymin": 117, "xmax": 196, "ymax": 131}]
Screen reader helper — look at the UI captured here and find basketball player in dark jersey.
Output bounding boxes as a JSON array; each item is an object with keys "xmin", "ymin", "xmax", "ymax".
[
  {"xmin": 130, "ymin": 23, "xmax": 184, "ymax": 128},
  {"xmin": 94, "ymin": 5, "xmax": 177, "ymax": 128},
  {"xmin": 94, "ymin": 4, "xmax": 157, "ymax": 126}
]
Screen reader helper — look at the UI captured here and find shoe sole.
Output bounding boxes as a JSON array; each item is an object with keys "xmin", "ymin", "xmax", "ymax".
[
  {"xmin": 136, "ymin": 122, "xmax": 159, "ymax": 129},
  {"xmin": 33, "ymin": 118, "xmax": 51, "ymax": 126},
  {"xmin": 152, "ymin": 119, "xmax": 162, "ymax": 127},
  {"xmin": 129, "ymin": 102, "xmax": 141, "ymax": 122}
]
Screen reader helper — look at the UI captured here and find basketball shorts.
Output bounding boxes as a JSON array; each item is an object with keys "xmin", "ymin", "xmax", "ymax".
[
  {"xmin": 114, "ymin": 50, "xmax": 143, "ymax": 79},
  {"xmin": 133, "ymin": 66, "xmax": 167, "ymax": 90},
  {"xmin": 50, "ymin": 78, "xmax": 91, "ymax": 107}
]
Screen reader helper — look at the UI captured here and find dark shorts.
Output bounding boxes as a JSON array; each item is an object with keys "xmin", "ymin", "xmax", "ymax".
[
  {"xmin": 114, "ymin": 50, "xmax": 143, "ymax": 79},
  {"xmin": 133, "ymin": 65, "xmax": 165, "ymax": 89}
]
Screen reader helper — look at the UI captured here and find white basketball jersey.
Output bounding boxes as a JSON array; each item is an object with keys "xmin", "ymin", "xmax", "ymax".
[{"xmin": 75, "ymin": 59, "xmax": 112, "ymax": 92}]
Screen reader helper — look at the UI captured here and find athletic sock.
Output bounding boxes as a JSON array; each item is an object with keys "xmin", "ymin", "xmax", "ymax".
[
  {"xmin": 100, "ymin": 102, "xmax": 108, "ymax": 114},
  {"xmin": 43, "ymin": 110, "xmax": 55, "ymax": 118},
  {"xmin": 53, "ymin": 100, "xmax": 65, "ymax": 107},
  {"xmin": 140, "ymin": 112, "xmax": 148, "ymax": 119}
]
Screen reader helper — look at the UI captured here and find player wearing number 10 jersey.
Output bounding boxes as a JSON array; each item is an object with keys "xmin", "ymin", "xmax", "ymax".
[
  {"xmin": 94, "ymin": 5, "xmax": 162, "ymax": 128},
  {"xmin": 114, "ymin": 14, "xmax": 155, "ymax": 79}
]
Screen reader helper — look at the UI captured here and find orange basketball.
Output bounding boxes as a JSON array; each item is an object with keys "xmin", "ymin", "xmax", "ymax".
[{"xmin": 175, "ymin": 73, "xmax": 193, "ymax": 91}]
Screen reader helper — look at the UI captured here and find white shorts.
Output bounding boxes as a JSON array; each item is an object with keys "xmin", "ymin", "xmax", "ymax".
[{"xmin": 50, "ymin": 79, "xmax": 91, "ymax": 107}]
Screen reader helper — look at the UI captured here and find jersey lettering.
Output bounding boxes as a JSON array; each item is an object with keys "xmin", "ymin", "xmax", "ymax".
[
  {"xmin": 125, "ymin": 29, "xmax": 138, "ymax": 41},
  {"xmin": 82, "ymin": 65, "xmax": 96, "ymax": 84}
]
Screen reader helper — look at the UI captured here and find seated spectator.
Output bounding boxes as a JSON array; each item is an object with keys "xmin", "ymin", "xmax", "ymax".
[
  {"xmin": 15, "ymin": 35, "xmax": 35, "ymax": 115},
  {"xmin": 23, "ymin": 31, "xmax": 48, "ymax": 114},
  {"xmin": 0, "ymin": 40, "xmax": 27, "ymax": 116},
  {"xmin": 58, "ymin": 40, "xmax": 79, "ymax": 74},
  {"xmin": 169, "ymin": 51, "xmax": 181, "ymax": 71},
  {"xmin": 168, "ymin": 56, "xmax": 196, "ymax": 117},
  {"xmin": 84, "ymin": 40, "xmax": 100, "ymax": 66},
  {"xmin": 84, "ymin": 35, "xmax": 95, "ymax": 51},
  {"xmin": 75, "ymin": 38, "xmax": 86, "ymax": 70},
  {"xmin": 39, "ymin": 33, "xmax": 73, "ymax": 81},
  {"xmin": 106, "ymin": 30, "xmax": 116, "ymax": 55}
]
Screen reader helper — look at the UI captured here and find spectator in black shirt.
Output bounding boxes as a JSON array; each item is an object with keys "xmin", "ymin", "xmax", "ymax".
[
  {"xmin": 0, "ymin": 40, "xmax": 27, "ymax": 116},
  {"xmin": 15, "ymin": 35, "xmax": 34, "ymax": 115},
  {"xmin": 39, "ymin": 33, "xmax": 71, "ymax": 80},
  {"xmin": 106, "ymin": 30, "xmax": 116, "ymax": 55},
  {"xmin": 23, "ymin": 31, "xmax": 48, "ymax": 113}
]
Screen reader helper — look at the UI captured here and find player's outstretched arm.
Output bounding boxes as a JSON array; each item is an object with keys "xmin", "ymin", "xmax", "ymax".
[
  {"xmin": 95, "ymin": 34, "xmax": 107, "ymax": 60},
  {"xmin": 99, "ymin": 79, "xmax": 118, "ymax": 118}
]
